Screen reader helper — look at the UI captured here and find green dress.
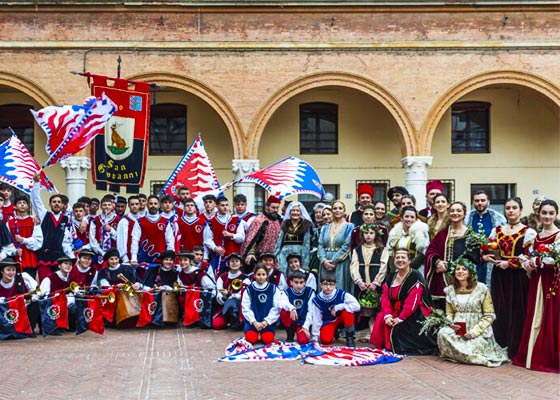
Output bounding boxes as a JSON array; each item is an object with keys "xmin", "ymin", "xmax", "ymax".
[{"xmin": 437, "ymin": 283, "xmax": 509, "ymax": 367}]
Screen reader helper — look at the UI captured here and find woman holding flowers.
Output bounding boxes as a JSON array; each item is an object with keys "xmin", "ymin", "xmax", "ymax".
[
  {"xmin": 437, "ymin": 257, "xmax": 509, "ymax": 367},
  {"xmin": 513, "ymin": 199, "xmax": 560, "ymax": 373},
  {"xmin": 482, "ymin": 197, "xmax": 536, "ymax": 358}
]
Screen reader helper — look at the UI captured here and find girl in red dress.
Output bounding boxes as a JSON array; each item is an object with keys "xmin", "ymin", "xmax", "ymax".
[{"xmin": 513, "ymin": 199, "xmax": 560, "ymax": 373}]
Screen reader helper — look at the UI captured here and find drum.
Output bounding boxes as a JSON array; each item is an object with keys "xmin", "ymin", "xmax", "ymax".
[
  {"xmin": 161, "ymin": 291, "xmax": 179, "ymax": 324},
  {"xmin": 115, "ymin": 291, "xmax": 142, "ymax": 328}
]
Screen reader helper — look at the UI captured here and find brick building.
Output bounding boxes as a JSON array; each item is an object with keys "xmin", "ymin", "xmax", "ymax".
[{"xmin": 0, "ymin": 0, "xmax": 558, "ymax": 212}]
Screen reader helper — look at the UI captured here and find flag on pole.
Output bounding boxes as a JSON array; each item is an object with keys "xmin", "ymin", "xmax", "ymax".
[
  {"xmin": 99, "ymin": 288, "xmax": 118, "ymax": 322},
  {"xmin": 160, "ymin": 134, "xmax": 220, "ymax": 202},
  {"xmin": 31, "ymin": 93, "xmax": 116, "ymax": 168},
  {"xmin": 39, "ymin": 293, "xmax": 69, "ymax": 336},
  {"xmin": 0, "ymin": 296, "xmax": 32, "ymax": 340},
  {"xmin": 0, "ymin": 133, "xmax": 56, "ymax": 193},
  {"xmin": 235, "ymin": 156, "xmax": 324, "ymax": 200}
]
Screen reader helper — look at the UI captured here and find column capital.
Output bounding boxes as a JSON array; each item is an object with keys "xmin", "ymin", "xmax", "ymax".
[
  {"xmin": 60, "ymin": 156, "xmax": 91, "ymax": 171},
  {"xmin": 400, "ymin": 156, "xmax": 433, "ymax": 169},
  {"xmin": 232, "ymin": 159, "xmax": 259, "ymax": 180}
]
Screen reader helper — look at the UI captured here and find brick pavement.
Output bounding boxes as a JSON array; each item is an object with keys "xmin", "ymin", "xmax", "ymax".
[{"xmin": 1, "ymin": 328, "xmax": 558, "ymax": 400}]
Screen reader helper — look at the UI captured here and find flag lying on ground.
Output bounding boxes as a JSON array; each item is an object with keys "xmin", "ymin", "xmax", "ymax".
[
  {"xmin": 183, "ymin": 289, "xmax": 212, "ymax": 328},
  {"xmin": 160, "ymin": 134, "xmax": 220, "ymax": 202},
  {"xmin": 0, "ymin": 134, "xmax": 56, "ymax": 193},
  {"xmin": 137, "ymin": 291, "xmax": 163, "ymax": 327},
  {"xmin": 235, "ymin": 156, "xmax": 324, "ymax": 200},
  {"xmin": 75, "ymin": 297, "xmax": 104, "ymax": 335},
  {"xmin": 219, "ymin": 340, "xmax": 404, "ymax": 366},
  {"xmin": 0, "ymin": 296, "xmax": 32, "ymax": 340},
  {"xmin": 39, "ymin": 293, "xmax": 69, "ymax": 336},
  {"xmin": 31, "ymin": 93, "xmax": 116, "ymax": 168}
]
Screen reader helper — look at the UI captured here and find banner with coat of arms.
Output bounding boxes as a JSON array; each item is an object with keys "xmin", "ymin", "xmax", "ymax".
[{"xmin": 89, "ymin": 73, "xmax": 150, "ymax": 193}]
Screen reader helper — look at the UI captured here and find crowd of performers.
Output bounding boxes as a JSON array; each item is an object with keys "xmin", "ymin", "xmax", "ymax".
[{"xmin": 0, "ymin": 176, "xmax": 558, "ymax": 374}]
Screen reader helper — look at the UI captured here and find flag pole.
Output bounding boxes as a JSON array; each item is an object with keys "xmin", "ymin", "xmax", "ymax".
[{"xmin": 70, "ymin": 71, "xmax": 164, "ymax": 89}]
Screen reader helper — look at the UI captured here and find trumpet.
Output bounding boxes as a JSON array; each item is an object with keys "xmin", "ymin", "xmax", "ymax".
[
  {"xmin": 117, "ymin": 273, "xmax": 139, "ymax": 297},
  {"xmin": 172, "ymin": 281, "xmax": 188, "ymax": 293},
  {"xmin": 6, "ymin": 286, "xmax": 41, "ymax": 301},
  {"xmin": 73, "ymin": 291, "xmax": 116, "ymax": 304},
  {"xmin": 222, "ymin": 278, "xmax": 243, "ymax": 298}
]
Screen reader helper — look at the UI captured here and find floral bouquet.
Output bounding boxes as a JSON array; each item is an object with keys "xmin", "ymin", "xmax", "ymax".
[
  {"xmin": 419, "ymin": 309, "xmax": 453, "ymax": 336},
  {"xmin": 531, "ymin": 241, "xmax": 560, "ymax": 297},
  {"xmin": 466, "ymin": 222, "xmax": 500, "ymax": 259}
]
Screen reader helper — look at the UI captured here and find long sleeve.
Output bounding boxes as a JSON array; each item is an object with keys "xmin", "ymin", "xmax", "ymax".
[
  {"xmin": 469, "ymin": 290, "xmax": 496, "ymax": 337},
  {"xmin": 301, "ymin": 229, "xmax": 311, "ymax": 268},
  {"xmin": 116, "ymin": 218, "xmax": 130, "ymax": 262},
  {"xmin": 373, "ymin": 248, "xmax": 389, "ymax": 286},
  {"xmin": 22, "ymin": 272, "xmax": 38, "ymax": 291},
  {"xmin": 302, "ymin": 295, "xmax": 316, "ymax": 331},
  {"xmin": 0, "ymin": 243, "xmax": 16, "ymax": 260},
  {"xmin": 280, "ymin": 290, "xmax": 295, "ymax": 312},
  {"xmin": 241, "ymin": 289, "xmax": 255, "ymax": 324},
  {"xmin": 397, "ymin": 283, "xmax": 424, "ymax": 321},
  {"xmin": 215, "ymin": 276, "xmax": 227, "ymax": 305},
  {"xmin": 62, "ymin": 229, "xmax": 74, "ymax": 258},
  {"xmin": 333, "ymin": 291, "xmax": 360, "ymax": 313},
  {"xmin": 130, "ymin": 221, "xmax": 141, "ymax": 262},
  {"xmin": 331, "ymin": 224, "xmax": 353, "ymax": 264},
  {"xmin": 445, "ymin": 300, "xmax": 455, "ymax": 321},
  {"xmin": 231, "ymin": 221, "xmax": 245, "ymax": 244},
  {"xmin": 203, "ymin": 224, "xmax": 217, "ymax": 252},
  {"xmin": 349, "ymin": 249, "xmax": 361, "ymax": 284},
  {"xmin": 30, "ymin": 182, "xmax": 47, "ymax": 221},
  {"xmin": 317, "ymin": 225, "xmax": 328, "ymax": 265},
  {"xmin": 309, "ymin": 300, "xmax": 323, "ymax": 340},
  {"xmin": 380, "ymin": 283, "xmax": 393, "ymax": 319},
  {"xmin": 88, "ymin": 218, "xmax": 103, "ymax": 255},
  {"xmin": 164, "ymin": 223, "xmax": 175, "ymax": 250},
  {"xmin": 305, "ymin": 273, "xmax": 317, "ymax": 292},
  {"xmin": 21, "ymin": 224, "xmax": 43, "ymax": 251}
]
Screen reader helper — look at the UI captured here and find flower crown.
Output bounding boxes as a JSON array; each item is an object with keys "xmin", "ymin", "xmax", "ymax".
[
  {"xmin": 360, "ymin": 223, "xmax": 384, "ymax": 237},
  {"xmin": 449, "ymin": 255, "xmax": 478, "ymax": 281}
]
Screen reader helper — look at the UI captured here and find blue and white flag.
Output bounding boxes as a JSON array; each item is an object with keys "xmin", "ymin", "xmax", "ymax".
[
  {"xmin": 0, "ymin": 133, "xmax": 56, "ymax": 193},
  {"xmin": 236, "ymin": 156, "xmax": 324, "ymax": 200}
]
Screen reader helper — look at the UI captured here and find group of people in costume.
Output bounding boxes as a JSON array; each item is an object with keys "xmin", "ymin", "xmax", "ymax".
[{"xmin": 0, "ymin": 177, "xmax": 558, "ymax": 374}]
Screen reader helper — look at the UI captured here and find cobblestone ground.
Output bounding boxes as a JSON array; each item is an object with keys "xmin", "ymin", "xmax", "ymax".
[{"xmin": 1, "ymin": 328, "xmax": 558, "ymax": 400}]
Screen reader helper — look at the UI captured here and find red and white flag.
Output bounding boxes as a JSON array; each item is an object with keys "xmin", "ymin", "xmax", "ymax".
[
  {"xmin": 160, "ymin": 134, "xmax": 220, "ymax": 202},
  {"xmin": 31, "ymin": 93, "xmax": 116, "ymax": 168}
]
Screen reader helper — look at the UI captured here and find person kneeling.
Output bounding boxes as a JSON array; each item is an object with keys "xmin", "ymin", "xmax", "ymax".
[
  {"xmin": 280, "ymin": 270, "xmax": 315, "ymax": 344},
  {"xmin": 308, "ymin": 272, "xmax": 360, "ymax": 347},
  {"xmin": 241, "ymin": 264, "xmax": 282, "ymax": 344}
]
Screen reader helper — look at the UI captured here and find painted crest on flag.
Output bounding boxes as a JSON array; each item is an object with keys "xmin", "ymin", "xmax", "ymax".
[
  {"xmin": 47, "ymin": 305, "xmax": 61, "ymax": 320},
  {"xmin": 104, "ymin": 116, "xmax": 134, "ymax": 160},
  {"xmin": 3, "ymin": 309, "xmax": 19, "ymax": 324},
  {"xmin": 83, "ymin": 307, "xmax": 94, "ymax": 323},
  {"xmin": 147, "ymin": 301, "xmax": 157, "ymax": 316},
  {"xmin": 193, "ymin": 298, "xmax": 204, "ymax": 313}
]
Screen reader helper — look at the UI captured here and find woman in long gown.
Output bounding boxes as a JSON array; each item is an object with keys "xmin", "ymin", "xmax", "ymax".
[
  {"xmin": 318, "ymin": 200, "xmax": 354, "ymax": 294},
  {"xmin": 425, "ymin": 202, "xmax": 480, "ymax": 310},
  {"xmin": 437, "ymin": 256, "xmax": 509, "ymax": 367},
  {"xmin": 513, "ymin": 199, "xmax": 560, "ymax": 373},
  {"xmin": 274, "ymin": 201, "xmax": 313, "ymax": 276},
  {"xmin": 370, "ymin": 249, "xmax": 438, "ymax": 355},
  {"xmin": 427, "ymin": 194, "xmax": 450, "ymax": 240},
  {"xmin": 483, "ymin": 197, "xmax": 536, "ymax": 358}
]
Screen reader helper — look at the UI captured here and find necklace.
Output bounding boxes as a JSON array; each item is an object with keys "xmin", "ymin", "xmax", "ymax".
[{"xmin": 508, "ymin": 221, "xmax": 521, "ymax": 229}]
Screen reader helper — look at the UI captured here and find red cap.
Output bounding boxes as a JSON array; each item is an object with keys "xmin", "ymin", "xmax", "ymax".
[
  {"xmin": 267, "ymin": 195, "xmax": 281, "ymax": 204},
  {"xmin": 357, "ymin": 183, "xmax": 374, "ymax": 198},
  {"xmin": 426, "ymin": 180, "xmax": 444, "ymax": 194}
]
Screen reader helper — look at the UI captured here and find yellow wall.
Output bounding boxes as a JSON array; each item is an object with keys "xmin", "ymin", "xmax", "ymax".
[
  {"xmin": 258, "ymin": 86, "xmax": 406, "ymax": 209},
  {"xmin": 430, "ymin": 85, "xmax": 560, "ymax": 204}
]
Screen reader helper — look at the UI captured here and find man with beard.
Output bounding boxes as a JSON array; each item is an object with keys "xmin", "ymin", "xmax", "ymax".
[
  {"xmin": 130, "ymin": 195, "xmax": 174, "ymax": 266},
  {"xmin": 386, "ymin": 186, "xmax": 409, "ymax": 221},
  {"xmin": 116, "ymin": 195, "xmax": 141, "ymax": 264},
  {"xmin": 241, "ymin": 195, "xmax": 282, "ymax": 271}
]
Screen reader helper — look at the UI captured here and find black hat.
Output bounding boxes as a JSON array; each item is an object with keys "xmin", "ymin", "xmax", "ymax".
[
  {"xmin": 57, "ymin": 256, "xmax": 76, "ymax": 265},
  {"xmin": 258, "ymin": 252, "xmax": 276, "ymax": 261},
  {"xmin": 0, "ymin": 257, "xmax": 19, "ymax": 270},
  {"xmin": 160, "ymin": 250, "xmax": 176, "ymax": 261},
  {"xmin": 103, "ymin": 248, "xmax": 120, "ymax": 262},
  {"xmin": 78, "ymin": 249, "xmax": 96, "ymax": 258},
  {"xmin": 227, "ymin": 252, "xmax": 243, "ymax": 263},
  {"xmin": 286, "ymin": 253, "xmax": 302, "ymax": 263},
  {"xmin": 177, "ymin": 250, "xmax": 194, "ymax": 259},
  {"xmin": 387, "ymin": 186, "xmax": 409, "ymax": 200}
]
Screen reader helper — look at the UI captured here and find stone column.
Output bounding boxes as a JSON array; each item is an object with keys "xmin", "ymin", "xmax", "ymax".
[
  {"xmin": 400, "ymin": 156, "xmax": 433, "ymax": 210},
  {"xmin": 232, "ymin": 159, "xmax": 259, "ymax": 213},
  {"xmin": 60, "ymin": 156, "xmax": 91, "ymax": 206}
]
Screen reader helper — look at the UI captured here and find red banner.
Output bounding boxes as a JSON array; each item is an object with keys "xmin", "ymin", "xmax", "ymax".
[{"xmin": 89, "ymin": 74, "xmax": 150, "ymax": 193}]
